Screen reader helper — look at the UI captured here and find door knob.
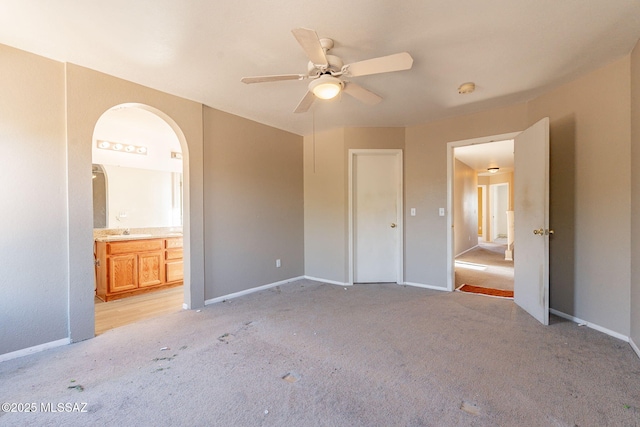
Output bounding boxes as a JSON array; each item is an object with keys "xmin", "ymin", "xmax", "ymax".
[
  {"xmin": 546, "ymin": 229, "xmax": 554, "ymax": 235},
  {"xmin": 390, "ymin": 223, "xmax": 397, "ymax": 228},
  {"xmin": 533, "ymin": 228, "xmax": 544, "ymax": 235}
]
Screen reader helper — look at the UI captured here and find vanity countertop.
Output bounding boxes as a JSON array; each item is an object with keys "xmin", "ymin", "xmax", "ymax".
[{"xmin": 95, "ymin": 233, "xmax": 183, "ymax": 242}]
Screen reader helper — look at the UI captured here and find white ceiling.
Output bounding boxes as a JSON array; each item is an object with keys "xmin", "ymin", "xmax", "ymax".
[
  {"xmin": 1, "ymin": 1, "xmax": 639, "ymax": 136},
  {"xmin": 455, "ymin": 139, "xmax": 514, "ymax": 175}
]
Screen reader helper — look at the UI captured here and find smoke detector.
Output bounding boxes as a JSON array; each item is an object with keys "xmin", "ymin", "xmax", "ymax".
[{"xmin": 458, "ymin": 82, "xmax": 476, "ymax": 94}]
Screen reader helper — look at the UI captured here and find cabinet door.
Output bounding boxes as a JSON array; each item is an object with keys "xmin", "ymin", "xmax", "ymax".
[
  {"xmin": 108, "ymin": 254, "xmax": 137, "ymax": 293},
  {"xmin": 138, "ymin": 251, "xmax": 164, "ymax": 287}
]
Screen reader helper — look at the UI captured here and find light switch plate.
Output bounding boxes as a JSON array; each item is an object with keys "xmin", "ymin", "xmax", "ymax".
[
  {"xmin": 439, "ymin": 208, "xmax": 445, "ymax": 216},
  {"xmin": 410, "ymin": 208, "xmax": 416, "ymax": 216}
]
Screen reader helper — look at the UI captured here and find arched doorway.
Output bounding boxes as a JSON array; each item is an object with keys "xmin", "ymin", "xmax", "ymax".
[{"xmin": 91, "ymin": 104, "xmax": 187, "ymax": 333}]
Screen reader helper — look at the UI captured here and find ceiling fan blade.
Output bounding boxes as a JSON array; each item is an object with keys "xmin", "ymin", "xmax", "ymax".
[
  {"xmin": 343, "ymin": 82, "xmax": 382, "ymax": 105},
  {"xmin": 345, "ymin": 52, "xmax": 413, "ymax": 77},
  {"xmin": 292, "ymin": 28, "xmax": 328, "ymax": 67},
  {"xmin": 241, "ymin": 74, "xmax": 306, "ymax": 84},
  {"xmin": 294, "ymin": 91, "xmax": 316, "ymax": 113}
]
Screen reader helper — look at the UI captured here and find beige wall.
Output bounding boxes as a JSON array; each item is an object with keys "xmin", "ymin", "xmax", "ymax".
[
  {"xmin": 453, "ymin": 159, "xmax": 478, "ymax": 255},
  {"xmin": 304, "ymin": 128, "xmax": 347, "ymax": 283},
  {"xmin": 528, "ymin": 57, "xmax": 631, "ymax": 335},
  {"xmin": 203, "ymin": 108, "xmax": 304, "ymax": 299},
  {"xmin": 631, "ymin": 40, "xmax": 640, "ymax": 348},
  {"xmin": 0, "ymin": 44, "xmax": 67, "ymax": 354},
  {"xmin": 303, "ymin": 127, "xmax": 405, "ymax": 284}
]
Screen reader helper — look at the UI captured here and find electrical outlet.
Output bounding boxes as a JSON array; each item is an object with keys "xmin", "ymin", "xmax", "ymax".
[{"xmin": 276, "ymin": 259, "xmax": 281, "ymax": 268}]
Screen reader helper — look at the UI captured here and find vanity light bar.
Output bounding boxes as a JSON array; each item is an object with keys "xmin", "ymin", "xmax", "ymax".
[{"xmin": 97, "ymin": 140, "xmax": 147, "ymax": 155}]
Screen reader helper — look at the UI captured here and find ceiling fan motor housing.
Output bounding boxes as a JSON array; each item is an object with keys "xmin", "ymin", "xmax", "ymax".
[{"xmin": 307, "ymin": 54, "xmax": 343, "ymax": 77}]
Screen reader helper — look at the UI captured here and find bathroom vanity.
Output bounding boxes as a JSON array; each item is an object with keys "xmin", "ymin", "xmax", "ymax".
[{"xmin": 94, "ymin": 235, "xmax": 183, "ymax": 301}]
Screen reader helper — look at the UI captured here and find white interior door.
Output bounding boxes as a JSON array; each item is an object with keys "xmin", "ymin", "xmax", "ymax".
[
  {"xmin": 352, "ymin": 150, "xmax": 402, "ymax": 283},
  {"xmin": 514, "ymin": 117, "xmax": 550, "ymax": 325}
]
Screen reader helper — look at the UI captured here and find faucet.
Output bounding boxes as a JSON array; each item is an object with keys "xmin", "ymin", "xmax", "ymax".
[{"xmin": 123, "ymin": 228, "xmax": 130, "ymax": 235}]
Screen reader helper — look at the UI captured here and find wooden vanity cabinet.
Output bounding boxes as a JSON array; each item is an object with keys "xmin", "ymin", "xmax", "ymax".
[{"xmin": 95, "ymin": 237, "xmax": 182, "ymax": 301}]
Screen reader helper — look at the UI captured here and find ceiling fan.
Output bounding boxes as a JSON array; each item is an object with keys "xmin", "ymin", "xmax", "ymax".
[{"xmin": 240, "ymin": 28, "xmax": 414, "ymax": 113}]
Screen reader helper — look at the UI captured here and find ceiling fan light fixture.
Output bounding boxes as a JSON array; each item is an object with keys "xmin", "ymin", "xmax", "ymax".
[
  {"xmin": 488, "ymin": 167, "xmax": 499, "ymax": 174},
  {"xmin": 309, "ymin": 75, "xmax": 342, "ymax": 100}
]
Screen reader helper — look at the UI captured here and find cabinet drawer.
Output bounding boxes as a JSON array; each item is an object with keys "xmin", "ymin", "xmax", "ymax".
[
  {"xmin": 166, "ymin": 248, "xmax": 183, "ymax": 260},
  {"xmin": 108, "ymin": 239, "xmax": 163, "ymax": 255},
  {"xmin": 166, "ymin": 237, "xmax": 183, "ymax": 249},
  {"xmin": 166, "ymin": 261, "xmax": 184, "ymax": 283}
]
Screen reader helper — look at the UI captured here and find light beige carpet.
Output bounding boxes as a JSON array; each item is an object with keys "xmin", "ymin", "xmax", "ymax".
[
  {"xmin": 455, "ymin": 240, "xmax": 514, "ymax": 291},
  {"xmin": 1, "ymin": 279, "xmax": 638, "ymax": 426}
]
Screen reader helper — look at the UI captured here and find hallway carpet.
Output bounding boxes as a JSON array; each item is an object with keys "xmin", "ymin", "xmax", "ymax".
[
  {"xmin": 455, "ymin": 240, "xmax": 514, "ymax": 291},
  {"xmin": 1, "ymin": 280, "xmax": 638, "ymax": 426}
]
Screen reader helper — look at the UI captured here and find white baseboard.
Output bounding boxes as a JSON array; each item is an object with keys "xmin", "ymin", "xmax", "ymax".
[
  {"xmin": 456, "ymin": 245, "xmax": 479, "ymax": 258},
  {"xmin": 549, "ymin": 308, "xmax": 629, "ymax": 342},
  {"xmin": 303, "ymin": 276, "xmax": 350, "ymax": 287},
  {"xmin": 403, "ymin": 282, "xmax": 448, "ymax": 292},
  {"xmin": 630, "ymin": 338, "xmax": 640, "ymax": 359},
  {"xmin": 205, "ymin": 276, "xmax": 305, "ymax": 305},
  {"xmin": 0, "ymin": 338, "xmax": 71, "ymax": 363}
]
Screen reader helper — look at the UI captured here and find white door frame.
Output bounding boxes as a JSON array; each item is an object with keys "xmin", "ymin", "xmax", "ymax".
[
  {"xmin": 447, "ymin": 132, "xmax": 519, "ymax": 291},
  {"xmin": 348, "ymin": 149, "xmax": 404, "ymax": 285}
]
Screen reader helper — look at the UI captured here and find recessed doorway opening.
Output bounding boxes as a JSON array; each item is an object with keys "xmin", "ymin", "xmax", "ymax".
[
  {"xmin": 446, "ymin": 118, "xmax": 551, "ymax": 325},
  {"xmin": 92, "ymin": 104, "xmax": 185, "ymax": 334},
  {"xmin": 451, "ymin": 139, "xmax": 515, "ymax": 298}
]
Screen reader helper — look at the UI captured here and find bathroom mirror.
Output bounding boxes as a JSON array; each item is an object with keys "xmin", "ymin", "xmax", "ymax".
[{"xmin": 92, "ymin": 163, "xmax": 182, "ymax": 229}]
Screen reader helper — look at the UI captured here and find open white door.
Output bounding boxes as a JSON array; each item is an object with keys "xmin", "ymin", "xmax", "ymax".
[{"xmin": 514, "ymin": 117, "xmax": 550, "ymax": 325}]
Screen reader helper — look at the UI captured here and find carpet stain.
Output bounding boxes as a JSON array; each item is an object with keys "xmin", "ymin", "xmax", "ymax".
[
  {"xmin": 218, "ymin": 321, "xmax": 255, "ymax": 344},
  {"xmin": 153, "ymin": 354, "xmax": 177, "ymax": 362},
  {"xmin": 218, "ymin": 333, "xmax": 234, "ymax": 343},
  {"xmin": 282, "ymin": 372, "xmax": 300, "ymax": 383},
  {"xmin": 460, "ymin": 401, "xmax": 480, "ymax": 415}
]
